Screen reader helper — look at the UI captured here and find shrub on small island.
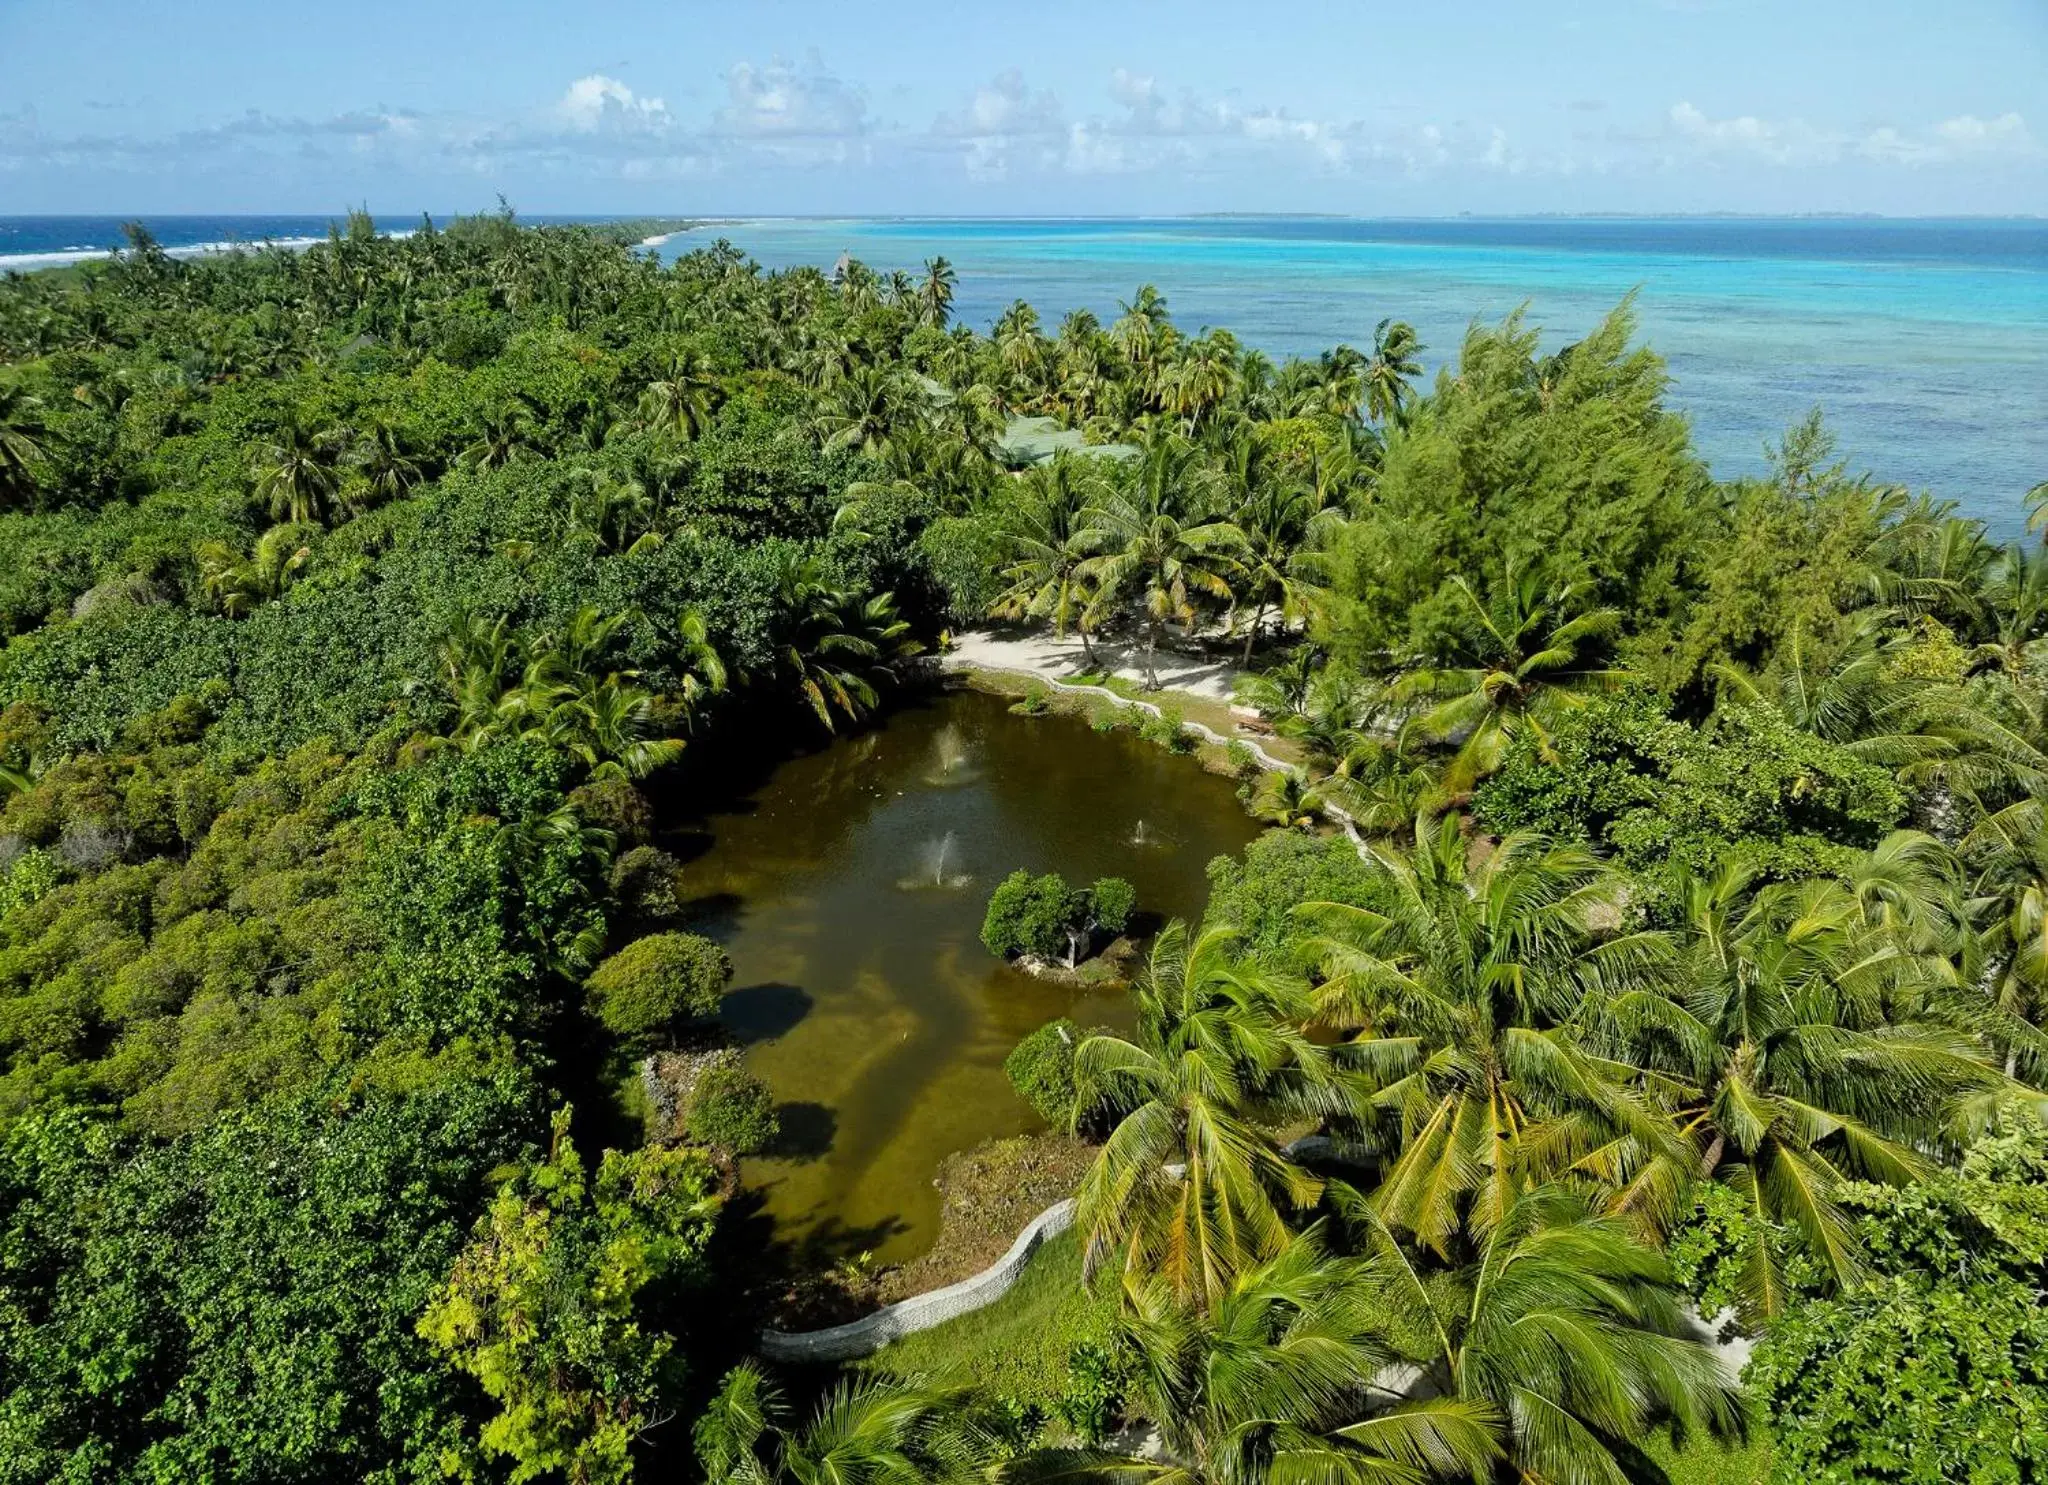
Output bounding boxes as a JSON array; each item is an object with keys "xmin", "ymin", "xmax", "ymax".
[
  {"xmin": 974, "ymin": 868, "xmax": 1138, "ymax": 962},
  {"xmin": 980, "ymin": 870, "xmax": 1084, "ymax": 961},
  {"xmin": 584, "ymin": 931, "xmax": 733, "ymax": 1041},
  {"xmin": 685, "ymin": 1051, "xmax": 780, "ymax": 1155},
  {"xmin": 1088, "ymin": 877, "xmax": 1136, "ymax": 936},
  {"xmin": 1005, "ymin": 1018, "xmax": 1084, "ymax": 1127},
  {"xmin": 981, "ymin": 872, "xmax": 1140, "ymax": 967}
]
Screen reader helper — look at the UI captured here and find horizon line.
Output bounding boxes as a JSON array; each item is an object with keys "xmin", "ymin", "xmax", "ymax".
[{"xmin": 4, "ymin": 210, "xmax": 2045, "ymax": 224}]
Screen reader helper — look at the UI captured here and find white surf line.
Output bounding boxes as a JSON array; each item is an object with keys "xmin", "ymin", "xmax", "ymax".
[{"xmin": 0, "ymin": 229, "xmax": 419, "ymax": 274}]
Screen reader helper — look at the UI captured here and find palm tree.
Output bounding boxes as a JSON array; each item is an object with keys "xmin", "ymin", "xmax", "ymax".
[
  {"xmin": 695, "ymin": 1364, "xmax": 998, "ymax": 1485},
  {"xmin": 1972, "ymin": 542, "xmax": 2048, "ymax": 681},
  {"xmin": 1395, "ymin": 561, "xmax": 1628, "ymax": 795},
  {"xmin": 1164, "ymin": 331, "xmax": 1241, "ymax": 435},
  {"xmin": 460, "ymin": 396, "xmax": 543, "ymax": 470},
  {"xmin": 1078, "ymin": 438, "xmax": 1245, "ymax": 689},
  {"xmin": 836, "ymin": 257, "xmax": 881, "ymax": 316},
  {"xmin": 1073, "ymin": 1237, "xmax": 1502, "ymax": 1485},
  {"xmin": 1232, "ymin": 644, "xmax": 1326, "ymax": 726},
  {"xmin": 1247, "ymin": 769, "xmax": 1328, "ymax": 831},
  {"xmin": 1709, "ymin": 610, "xmax": 1945, "ymax": 771},
  {"xmin": 347, "ymin": 417, "xmax": 423, "ymax": 504},
  {"xmin": 564, "ymin": 469, "xmax": 662, "ymax": 554},
  {"xmin": 1232, "ymin": 481, "xmax": 1339, "ymax": 663},
  {"xmin": 438, "ymin": 611, "xmax": 521, "ymax": 743},
  {"xmin": 1112, "ymin": 285, "xmax": 1172, "ymax": 381},
  {"xmin": 434, "ymin": 606, "xmax": 691, "ymax": 780},
  {"xmin": 1298, "ymin": 347, "xmax": 1367, "ymax": 421},
  {"xmin": 251, "ymin": 415, "xmax": 344, "ymax": 524},
  {"xmin": 195, "ymin": 525, "xmax": 313, "ymax": 616},
  {"xmin": 990, "ymin": 452, "xmax": 1104, "ymax": 661},
  {"xmin": 0, "ymin": 382, "xmax": 51, "ymax": 508},
  {"xmin": 1073, "ymin": 921, "xmax": 1333, "ymax": 1310},
  {"xmin": 1604, "ymin": 861, "xmax": 2003, "ymax": 1317},
  {"xmin": 771, "ymin": 554, "xmax": 923, "ymax": 731},
  {"xmin": 918, "ymin": 256, "xmax": 957, "ymax": 330},
  {"xmin": 993, "ymin": 300, "xmax": 1048, "ymax": 403},
  {"xmin": 538, "ymin": 670, "xmax": 688, "ymax": 781},
  {"xmin": 1296, "ymin": 815, "xmax": 1683, "ymax": 1256},
  {"xmin": 1315, "ymin": 737, "xmax": 1442, "ymax": 840},
  {"xmin": 1362, "ymin": 320, "xmax": 1423, "ymax": 425},
  {"xmin": 1347, "ymin": 1183, "xmax": 1746, "ymax": 1485},
  {"xmin": 1921, "ymin": 674, "xmax": 2048, "ymax": 821},
  {"xmin": 813, "ymin": 366, "xmax": 923, "ymax": 458},
  {"xmin": 1967, "ymin": 807, "xmax": 2048, "ymax": 1079},
  {"xmin": 640, "ymin": 348, "xmax": 721, "ymax": 441},
  {"xmin": 2027, "ymin": 480, "xmax": 2048, "ymax": 543},
  {"xmin": 673, "ymin": 606, "xmax": 729, "ymax": 728}
]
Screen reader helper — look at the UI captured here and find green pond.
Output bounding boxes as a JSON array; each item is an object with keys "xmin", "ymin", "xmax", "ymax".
[{"xmin": 665, "ymin": 686, "xmax": 1260, "ymax": 1265}]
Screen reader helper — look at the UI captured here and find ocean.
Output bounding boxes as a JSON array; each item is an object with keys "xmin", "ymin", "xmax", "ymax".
[
  {"xmin": 662, "ymin": 217, "xmax": 2048, "ymax": 534},
  {"xmin": 3, "ymin": 214, "xmax": 2039, "ymax": 531}
]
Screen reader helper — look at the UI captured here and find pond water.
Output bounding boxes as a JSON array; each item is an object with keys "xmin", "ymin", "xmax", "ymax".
[{"xmin": 663, "ymin": 686, "xmax": 1260, "ymax": 1264}]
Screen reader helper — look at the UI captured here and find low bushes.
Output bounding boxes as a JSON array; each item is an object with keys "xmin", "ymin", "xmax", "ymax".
[
  {"xmin": 1004, "ymin": 1019, "xmax": 1083, "ymax": 1128},
  {"xmin": 584, "ymin": 932, "xmax": 733, "ymax": 1042},
  {"xmin": 683, "ymin": 1050, "xmax": 779, "ymax": 1155}
]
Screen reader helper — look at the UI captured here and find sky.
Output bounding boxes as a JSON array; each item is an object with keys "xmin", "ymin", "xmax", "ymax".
[{"xmin": 0, "ymin": 0, "xmax": 2042, "ymax": 217}]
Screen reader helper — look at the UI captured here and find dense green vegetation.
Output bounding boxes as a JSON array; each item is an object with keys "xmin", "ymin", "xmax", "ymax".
[
  {"xmin": 2, "ymin": 210, "xmax": 2044, "ymax": 1483},
  {"xmin": 979, "ymin": 870, "xmax": 1135, "ymax": 966}
]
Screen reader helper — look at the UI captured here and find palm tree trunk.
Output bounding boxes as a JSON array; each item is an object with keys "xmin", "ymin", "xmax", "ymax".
[
  {"xmin": 1241, "ymin": 600, "xmax": 1268, "ymax": 666},
  {"xmin": 1146, "ymin": 622, "xmax": 1162, "ymax": 690},
  {"xmin": 1699, "ymin": 1131, "xmax": 1726, "ymax": 1178}
]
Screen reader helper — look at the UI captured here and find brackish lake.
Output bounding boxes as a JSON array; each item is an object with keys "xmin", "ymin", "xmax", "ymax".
[{"xmin": 662, "ymin": 686, "xmax": 1259, "ymax": 1263}]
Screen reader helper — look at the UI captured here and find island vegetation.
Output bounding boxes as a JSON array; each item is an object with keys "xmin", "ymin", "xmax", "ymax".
[{"xmin": 0, "ymin": 209, "xmax": 2044, "ymax": 1484}]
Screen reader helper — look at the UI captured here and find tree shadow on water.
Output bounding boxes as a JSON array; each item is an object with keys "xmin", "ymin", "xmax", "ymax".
[
  {"xmin": 778, "ymin": 1212, "xmax": 911, "ymax": 1283},
  {"xmin": 719, "ymin": 981, "xmax": 812, "ymax": 1043},
  {"xmin": 767, "ymin": 1101, "xmax": 835, "ymax": 1161},
  {"xmin": 674, "ymin": 890, "xmax": 745, "ymax": 940}
]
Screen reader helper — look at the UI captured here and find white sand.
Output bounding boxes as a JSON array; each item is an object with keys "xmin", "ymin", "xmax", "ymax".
[{"xmin": 939, "ymin": 627, "xmax": 1243, "ymax": 702}]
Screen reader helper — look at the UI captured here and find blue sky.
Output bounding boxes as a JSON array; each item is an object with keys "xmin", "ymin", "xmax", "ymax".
[{"xmin": 1, "ymin": 0, "xmax": 2042, "ymax": 216}]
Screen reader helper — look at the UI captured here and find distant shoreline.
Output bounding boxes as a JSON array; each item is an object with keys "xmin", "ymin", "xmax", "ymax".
[{"xmin": 0, "ymin": 216, "xmax": 704, "ymax": 275}]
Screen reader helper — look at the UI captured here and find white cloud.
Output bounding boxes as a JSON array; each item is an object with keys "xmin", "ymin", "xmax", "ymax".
[
  {"xmin": 933, "ymin": 70, "xmax": 1065, "ymax": 181},
  {"xmin": 946, "ymin": 69, "xmax": 1062, "ymax": 137},
  {"xmin": 717, "ymin": 56, "xmax": 868, "ymax": 141},
  {"xmin": 1108, "ymin": 69, "xmax": 1168, "ymax": 129},
  {"xmin": 5, "ymin": 50, "xmax": 2034, "ymax": 207},
  {"xmin": 556, "ymin": 75, "xmax": 668, "ymax": 133},
  {"xmin": 1934, "ymin": 111, "xmax": 2035, "ymax": 155},
  {"xmin": 1671, "ymin": 100, "xmax": 2038, "ymax": 168},
  {"xmin": 1669, "ymin": 100, "xmax": 1824, "ymax": 164}
]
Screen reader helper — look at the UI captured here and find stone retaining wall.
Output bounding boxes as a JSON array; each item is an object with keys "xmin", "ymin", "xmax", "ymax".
[
  {"xmin": 760, "ymin": 1198, "xmax": 1077, "ymax": 1363},
  {"xmin": 759, "ymin": 1135, "xmax": 1362, "ymax": 1364}
]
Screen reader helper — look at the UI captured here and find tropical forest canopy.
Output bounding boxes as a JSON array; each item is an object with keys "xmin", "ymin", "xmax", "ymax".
[{"xmin": 0, "ymin": 209, "xmax": 2044, "ymax": 1484}]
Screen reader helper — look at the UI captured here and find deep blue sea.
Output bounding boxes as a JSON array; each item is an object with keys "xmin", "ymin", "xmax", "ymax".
[
  {"xmin": 665, "ymin": 217, "xmax": 2048, "ymax": 534},
  {"xmin": 3, "ymin": 215, "xmax": 2039, "ymax": 531}
]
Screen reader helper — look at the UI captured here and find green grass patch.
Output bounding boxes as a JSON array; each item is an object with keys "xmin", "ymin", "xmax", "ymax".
[
  {"xmin": 858, "ymin": 1228, "xmax": 1115, "ymax": 1411},
  {"xmin": 1645, "ymin": 1423, "xmax": 1773, "ymax": 1484}
]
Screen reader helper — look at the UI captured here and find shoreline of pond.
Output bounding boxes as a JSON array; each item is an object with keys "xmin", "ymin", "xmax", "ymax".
[{"xmin": 646, "ymin": 683, "xmax": 1262, "ymax": 1316}]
